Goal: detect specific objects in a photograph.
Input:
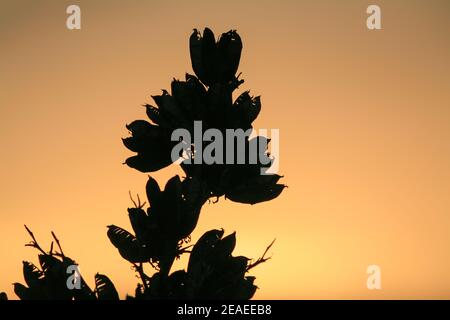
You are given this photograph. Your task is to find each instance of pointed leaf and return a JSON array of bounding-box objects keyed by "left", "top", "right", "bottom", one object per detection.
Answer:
[
  {"left": 23, "top": 261, "right": 42, "bottom": 288},
  {"left": 107, "top": 225, "right": 148, "bottom": 263},
  {"left": 146, "top": 176, "right": 161, "bottom": 205},
  {"left": 14, "top": 283, "right": 29, "bottom": 300},
  {"left": 95, "top": 273, "right": 119, "bottom": 300}
]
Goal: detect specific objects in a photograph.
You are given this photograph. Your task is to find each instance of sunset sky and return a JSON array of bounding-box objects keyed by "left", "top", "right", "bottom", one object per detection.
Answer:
[{"left": 1, "top": 0, "right": 450, "bottom": 299}]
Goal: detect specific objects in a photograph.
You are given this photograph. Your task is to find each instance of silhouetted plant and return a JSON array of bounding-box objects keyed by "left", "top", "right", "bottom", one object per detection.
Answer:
[
  {"left": 11, "top": 226, "right": 118, "bottom": 300},
  {"left": 4, "top": 28, "right": 285, "bottom": 300}
]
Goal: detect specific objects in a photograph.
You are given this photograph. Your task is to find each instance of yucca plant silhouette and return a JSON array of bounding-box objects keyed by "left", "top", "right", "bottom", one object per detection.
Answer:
[{"left": 3, "top": 28, "right": 285, "bottom": 300}]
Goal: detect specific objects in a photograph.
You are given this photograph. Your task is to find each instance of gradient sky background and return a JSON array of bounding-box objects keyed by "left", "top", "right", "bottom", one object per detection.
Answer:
[{"left": 1, "top": 0, "right": 450, "bottom": 299}]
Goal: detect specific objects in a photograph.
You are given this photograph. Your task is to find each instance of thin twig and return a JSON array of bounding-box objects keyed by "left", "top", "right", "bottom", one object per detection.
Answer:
[
  {"left": 129, "top": 191, "right": 137, "bottom": 207},
  {"left": 129, "top": 191, "right": 147, "bottom": 209},
  {"left": 133, "top": 263, "right": 149, "bottom": 290},
  {"left": 178, "top": 244, "right": 193, "bottom": 255},
  {"left": 149, "top": 260, "right": 159, "bottom": 271},
  {"left": 180, "top": 246, "right": 193, "bottom": 252},
  {"left": 24, "top": 225, "right": 47, "bottom": 255},
  {"left": 51, "top": 231, "right": 65, "bottom": 257},
  {"left": 246, "top": 239, "right": 276, "bottom": 272}
]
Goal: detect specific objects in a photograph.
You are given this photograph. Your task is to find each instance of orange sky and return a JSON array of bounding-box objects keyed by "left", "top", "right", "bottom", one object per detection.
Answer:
[{"left": 1, "top": 0, "right": 450, "bottom": 299}]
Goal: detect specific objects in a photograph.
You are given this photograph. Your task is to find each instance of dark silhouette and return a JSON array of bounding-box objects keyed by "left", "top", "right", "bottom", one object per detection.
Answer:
[{"left": 4, "top": 28, "right": 285, "bottom": 300}]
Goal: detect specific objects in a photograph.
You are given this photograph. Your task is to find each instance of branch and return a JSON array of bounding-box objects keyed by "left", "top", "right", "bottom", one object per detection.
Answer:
[
  {"left": 133, "top": 263, "right": 149, "bottom": 290},
  {"left": 246, "top": 239, "right": 275, "bottom": 272},
  {"left": 129, "top": 191, "right": 146, "bottom": 209},
  {"left": 51, "top": 231, "right": 65, "bottom": 258},
  {"left": 24, "top": 225, "right": 47, "bottom": 255}
]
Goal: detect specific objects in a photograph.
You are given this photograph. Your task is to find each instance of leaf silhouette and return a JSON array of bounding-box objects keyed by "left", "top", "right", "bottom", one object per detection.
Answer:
[
  {"left": 95, "top": 273, "right": 119, "bottom": 300},
  {"left": 13, "top": 283, "right": 29, "bottom": 300},
  {"left": 22, "top": 261, "right": 43, "bottom": 288},
  {"left": 107, "top": 225, "right": 149, "bottom": 263}
]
